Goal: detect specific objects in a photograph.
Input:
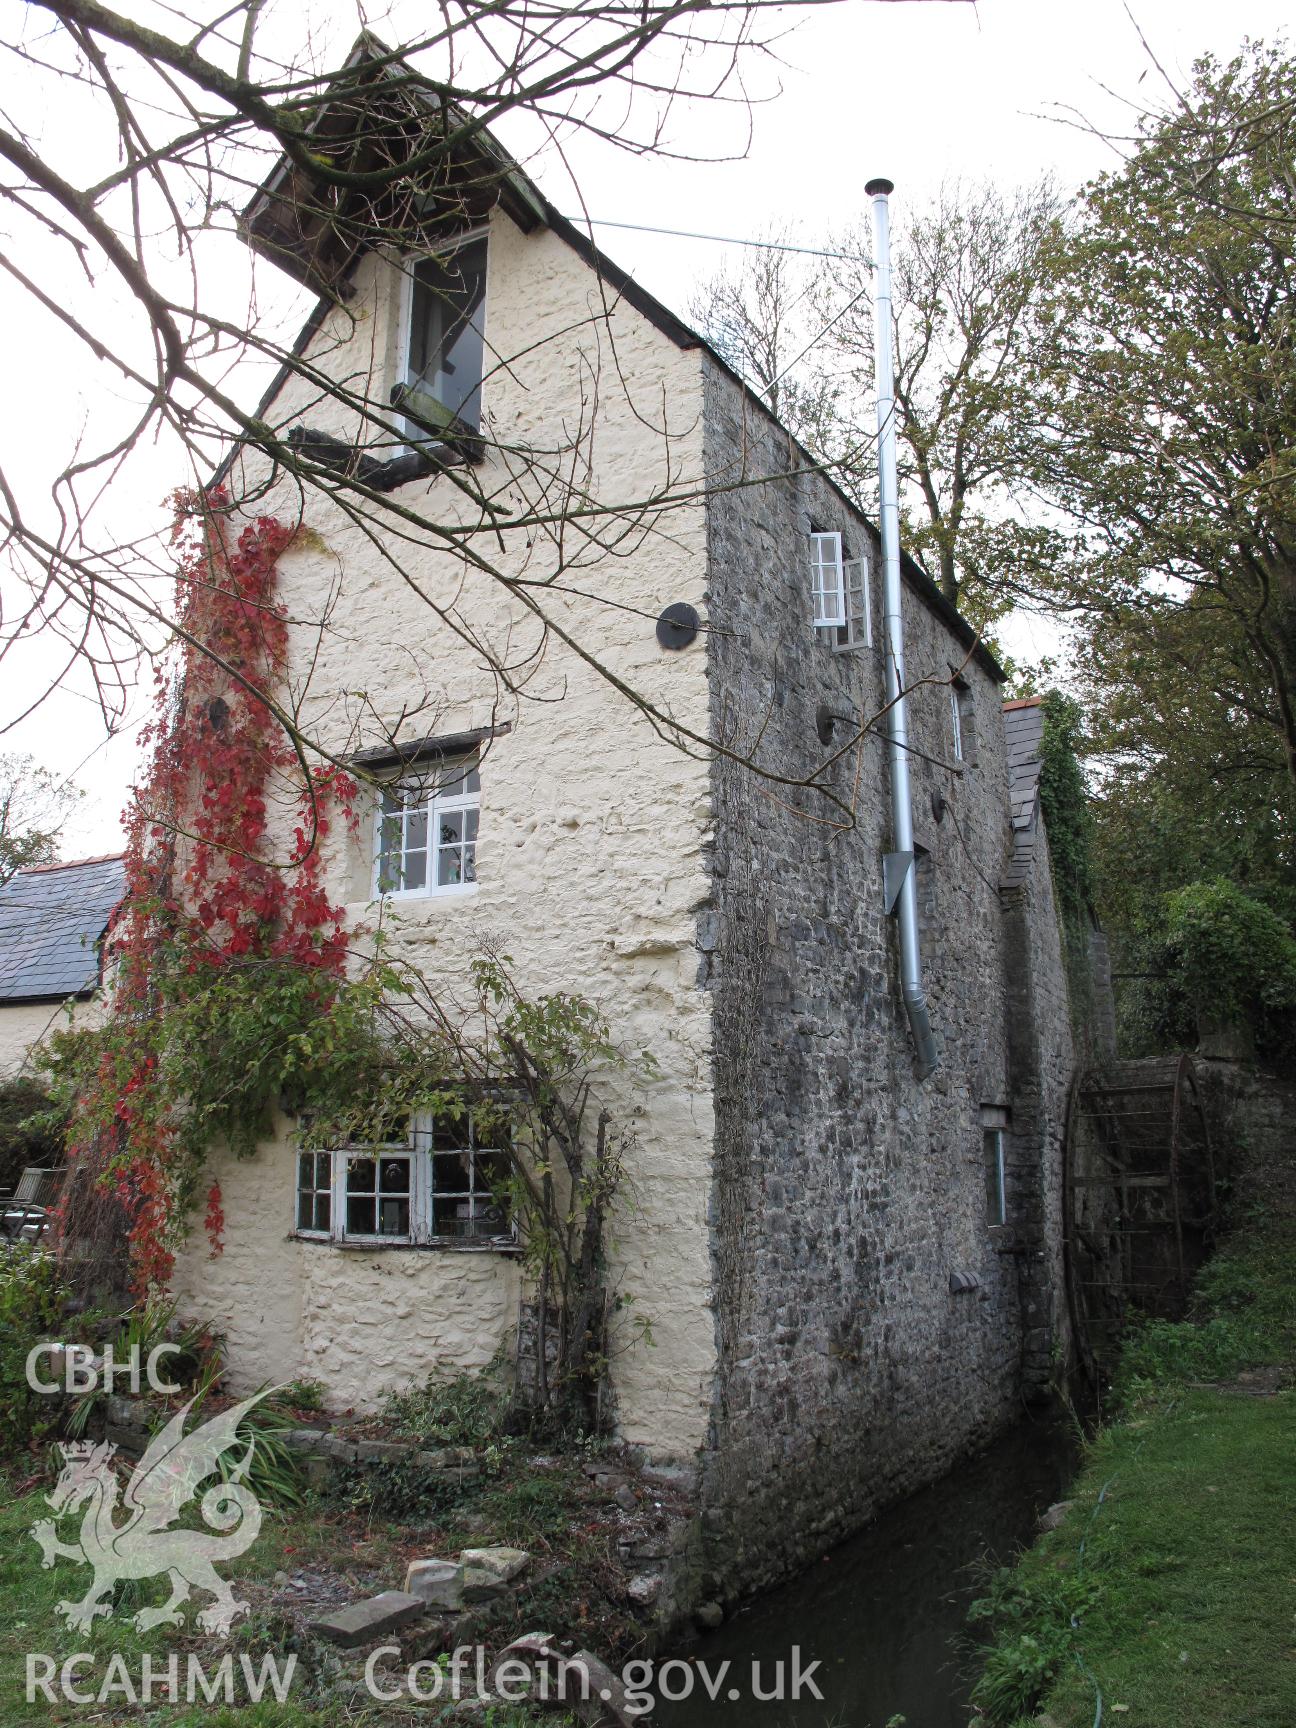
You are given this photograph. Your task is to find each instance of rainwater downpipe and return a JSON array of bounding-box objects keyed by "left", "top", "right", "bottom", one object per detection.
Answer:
[{"left": 867, "top": 177, "right": 939, "bottom": 1079}]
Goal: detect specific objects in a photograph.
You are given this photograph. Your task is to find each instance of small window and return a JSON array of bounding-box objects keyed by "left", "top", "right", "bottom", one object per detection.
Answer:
[
  {"left": 430, "top": 1109, "right": 511, "bottom": 1242},
  {"left": 981, "top": 1105, "right": 1009, "bottom": 1226},
  {"left": 295, "top": 1109, "right": 514, "bottom": 1249},
  {"left": 345, "top": 1151, "right": 412, "bottom": 1240},
  {"left": 400, "top": 235, "right": 487, "bottom": 438},
  {"left": 376, "top": 756, "right": 480, "bottom": 898},
  {"left": 950, "top": 678, "right": 975, "bottom": 765},
  {"left": 809, "top": 531, "right": 847, "bottom": 628},
  {"left": 831, "top": 558, "right": 872, "bottom": 649},
  {"left": 811, "top": 534, "right": 871, "bottom": 648},
  {"left": 296, "top": 1151, "right": 332, "bottom": 1237}
]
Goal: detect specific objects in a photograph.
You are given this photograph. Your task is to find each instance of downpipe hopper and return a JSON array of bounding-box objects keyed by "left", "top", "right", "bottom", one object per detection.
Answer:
[{"left": 869, "top": 175, "right": 939, "bottom": 1082}]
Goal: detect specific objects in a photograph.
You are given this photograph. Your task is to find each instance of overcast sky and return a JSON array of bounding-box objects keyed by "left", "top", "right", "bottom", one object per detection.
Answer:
[{"left": 6, "top": 0, "right": 1291, "bottom": 857}]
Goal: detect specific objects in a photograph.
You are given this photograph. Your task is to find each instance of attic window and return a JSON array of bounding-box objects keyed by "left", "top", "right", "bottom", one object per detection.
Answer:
[
  {"left": 810, "top": 531, "right": 871, "bottom": 649},
  {"left": 397, "top": 233, "right": 487, "bottom": 441}
]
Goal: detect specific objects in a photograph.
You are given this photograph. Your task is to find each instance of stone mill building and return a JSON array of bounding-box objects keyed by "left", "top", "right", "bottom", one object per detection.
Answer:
[{"left": 28, "top": 40, "right": 1083, "bottom": 1609}]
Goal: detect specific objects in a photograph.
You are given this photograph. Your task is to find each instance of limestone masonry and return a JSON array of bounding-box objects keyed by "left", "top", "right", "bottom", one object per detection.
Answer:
[{"left": 0, "top": 92, "right": 1085, "bottom": 1613}]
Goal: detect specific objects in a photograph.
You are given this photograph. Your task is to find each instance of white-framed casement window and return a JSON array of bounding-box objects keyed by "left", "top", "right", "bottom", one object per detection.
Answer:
[
  {"left": 981, "top": 1105, "right": 1009, "bottom": 1226},
  {"left": 950, "top": 679, "right": 974, "bottom": 764},
  {"left": 375, "top": 756, "right": 480, "bottom": 898},
  {"left": 396, "top": 231, "right": 488, "bottom": 441},
  {"left": 294, "top": 1109, "right": 514, "bottom": 1248},
  {"left": 810, "top": 531, "right": 872, "bottom": 648},
  {"left": 810, "top": 530, "right": 846, "bottom": 629}
]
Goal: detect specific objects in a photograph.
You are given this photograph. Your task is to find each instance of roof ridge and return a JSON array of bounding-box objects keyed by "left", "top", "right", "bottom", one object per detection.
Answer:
[
  {"left": 20, "top": 852, "right": 126, "bottom": 875},
  {"left": 1002, "top": 696, "right": 1043, "bottom": 712}
]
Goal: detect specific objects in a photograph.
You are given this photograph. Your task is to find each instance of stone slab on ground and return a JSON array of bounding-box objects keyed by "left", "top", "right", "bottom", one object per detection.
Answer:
[
  {"left": 404, "top": 1558, "right": 465, "bottom": 1609},
  {"left": 357, "top": 1439, "right": 414, "bottom": 1464},
  {"left": 460, "top": 1546, "right": 530, "bottom": 1583},
  {"left": 567, "top": 1650, "right": 639, "bottom": 1728},
  {"left": 310, "top": 1591, "right": 427, "bottom": 1648}
]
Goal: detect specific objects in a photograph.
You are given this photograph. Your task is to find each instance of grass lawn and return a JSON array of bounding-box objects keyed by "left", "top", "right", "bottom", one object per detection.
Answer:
[{"left": 970, "top": 1216, "right": 1296, "bottom": 1727}]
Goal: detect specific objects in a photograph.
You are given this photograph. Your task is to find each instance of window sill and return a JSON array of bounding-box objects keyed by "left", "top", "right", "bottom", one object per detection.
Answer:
[
  {"left": 291, "top": 1231, "right": 518, "bottom": 1256},
  {"left": 375, "top": 883, "right": 479, "bottom": 903}
]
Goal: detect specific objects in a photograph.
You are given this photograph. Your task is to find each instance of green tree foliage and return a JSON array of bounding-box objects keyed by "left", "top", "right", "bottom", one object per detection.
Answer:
[
  {"left": 825, "top": 179, "right": 1065, "bottom": 629},
  {"left": 689, "top": 180, "right": 1066, "bottom": 635},
  {"left": 1123, "top": 878, "right": 1296, "bottom": 1063},
  {"left": 0, "top": 754, "right": 80, "bottom": 884},
  {"left": 1032, "top": 42, "right": 1296, "bottom": 798},
  {"left": 1038, "top": 692, "right": 1095, "bottom": 935},
  {"left": 0, "top": 1079, "right": 64, "bottom": 1195}
]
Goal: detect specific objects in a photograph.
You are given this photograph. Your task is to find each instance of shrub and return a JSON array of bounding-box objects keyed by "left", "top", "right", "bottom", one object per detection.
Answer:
[
  {"left": 382, "top": 1364, "right": 512, "bottom": 1447},
  {"left": 0, "top": 1245, "right": 71, "bottom": 1449},
  {"left": 1123, "top": 877, "right": 1296, "bottom": 1060},
  {"left": 0, "top": 1079, "right": 63, "bottom": 1196}
]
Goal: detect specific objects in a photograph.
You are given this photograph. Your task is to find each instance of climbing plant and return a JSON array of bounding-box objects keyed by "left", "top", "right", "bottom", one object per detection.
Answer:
[
  {"left": 1037, "top": 690, "right": 1095, "bottom": 1009},
  {"left": 41, "top": 493, "right": 641, "bottom": 1427},
  {"left": 42, "top": 493, "right": 359, "bottom": 1293}
]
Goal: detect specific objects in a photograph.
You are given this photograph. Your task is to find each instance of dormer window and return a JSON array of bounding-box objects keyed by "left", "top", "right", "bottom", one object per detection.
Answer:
[{"left": 396, "top": 233, "right": 487, "bottom": 442}]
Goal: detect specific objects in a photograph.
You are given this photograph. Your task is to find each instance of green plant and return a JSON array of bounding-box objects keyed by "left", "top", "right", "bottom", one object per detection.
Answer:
[
  {"left": 176, "top": 1378, "right": 308, "bottom": 1510},
  {"left": 0, "top": 1080, "right": 64, "bottom": 1198},
  {"left": 382, "top": 1362, "right": 511, "bottom": 1447},
  {"left": 65, "top": 1298, "right": 217, "bottom": 1438},
  {"left": 283, "top": 1376, "right": 326, "bottom": 1413},
  {"left": 0, "top": 1245, "right": 71, "bottom": 1449},
  {"left": 1038, "top": 690, "right": 1096, "bottom": 1015},
  {"left": 1124, "top": 878, "right": 1296, "bottom": 1060},
  {"left": 968, "top": 1569, "right": 1098, "bottom": 1725}
]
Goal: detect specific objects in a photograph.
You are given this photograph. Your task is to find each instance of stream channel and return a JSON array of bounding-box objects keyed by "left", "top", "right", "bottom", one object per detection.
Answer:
[{"left": 656, "top": 1413, "right": 1078, "bottom": 1728}]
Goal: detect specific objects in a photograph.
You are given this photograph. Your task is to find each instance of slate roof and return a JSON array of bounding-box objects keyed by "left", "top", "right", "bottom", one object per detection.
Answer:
[
  {"left": 1002, "top": 697, "right": 1045, "bottom": 890},
  {"left": 0, "top": 855, "right": 126, "bottom": 1003}
]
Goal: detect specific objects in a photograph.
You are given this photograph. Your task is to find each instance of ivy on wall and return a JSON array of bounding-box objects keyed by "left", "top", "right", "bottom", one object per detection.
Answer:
[
  {"left": 1038, "top": 690, "right": 1096, "bottom": 1008},
  {"left": 44, "top": 494, "right": 357, "bottom": 1292},
  {"left": 40, "top": 494, "right": 641, "bottom": 1429}
]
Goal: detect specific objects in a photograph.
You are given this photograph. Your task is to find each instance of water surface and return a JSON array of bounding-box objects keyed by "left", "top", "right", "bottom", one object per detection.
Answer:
[{"left": 657, "top": 1415, "right": 1077, "bottom": 1728}]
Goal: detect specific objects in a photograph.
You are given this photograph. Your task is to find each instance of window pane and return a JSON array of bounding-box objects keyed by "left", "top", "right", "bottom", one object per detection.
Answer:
[
  {"left": 438, "top": 809, "right": 464, "bottom": 846},
  {"left": 298, "top": 1153, "right": 312, "bottom": 1189},
  {"left": 463, "top": 845, "right": 477, "bottom": 884},
  {"left": 347, "top": 1156, "right": 376, "bottom": 1195},
  {"left": 408, "top": 238, "right": 486, "bottom": 432},
  {"left": 465, "top": 809, "right": 479, "bottom": 842},
  {"left": 378, "top": 1196, "right": 410, "bottom": 1236},
  {"left": 406, "top": 809, "right": 428, "bottom": 851},
  {"left": 347, "top": 1195, "right": 376, "bottom": 1235},
  {"left": 402, "top": 849, "right": 427, "bottom": 891},
  {"left": 379, "top": 1157, "right": 410, "bottom": 1194},
  {"left": 438, "top": 846, "right": 464, "bottom": 886},
  {"left": 315, "top": 1152, "right": 331, "bottom": 1187},
  {"left": 297, "top": 1191, "right": 313, "bottom": 1230},
  {"left": 434, "top": 1150, "right": 472, "bottom": 1195},
  {"left": 984, "top": 1130, "right": 1005, "bottom": 1224},
  {"left": 313, "top": 1193, "right": 331, "bottom": 1232}
]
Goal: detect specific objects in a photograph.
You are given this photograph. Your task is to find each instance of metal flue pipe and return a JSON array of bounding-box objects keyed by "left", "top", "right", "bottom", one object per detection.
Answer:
[{"left": 867, "top": 177, "right": 938, "bottom": 1079}]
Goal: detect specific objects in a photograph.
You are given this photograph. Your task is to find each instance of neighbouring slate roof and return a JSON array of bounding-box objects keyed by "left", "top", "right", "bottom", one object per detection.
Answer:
[
  {"left": 1002, "top": 697, "right": 1045, "bottom": 890},
  {"left": 0, "top": 855, "right": 126, "bottom": 1003}
]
